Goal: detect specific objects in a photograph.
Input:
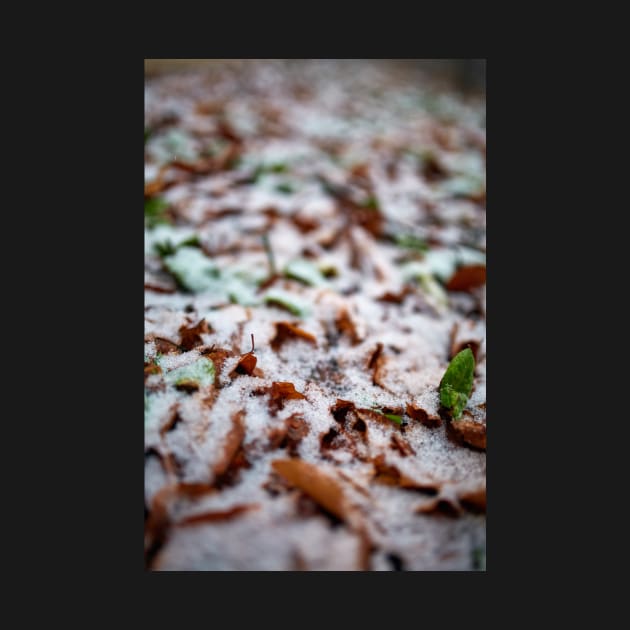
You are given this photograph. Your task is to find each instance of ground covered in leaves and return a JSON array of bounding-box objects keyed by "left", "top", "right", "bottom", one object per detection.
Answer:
[{"left": 144, "top": 60, "right": 486, "bottom": 571}]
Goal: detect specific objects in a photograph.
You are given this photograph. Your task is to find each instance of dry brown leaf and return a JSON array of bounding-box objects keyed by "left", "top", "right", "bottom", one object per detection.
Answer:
[
  {"left": 459, "top": 488, "right": 486, "bottom": 513},
  {"left": 178, "top": 319, "right": 211, "bottom": 351},
  {"left": 377, "top": 286, "right": 413, "bottom": 304},
  {"left": 267, "top": 414, "right": 309, "bottom": 455},
  {"left": 390, "top": 433, "right": 416, "bottom": 457},
  {"left": 372, "top": 455, "right": 439, "bottom": 493},
  {"left": 230, "top": 353, "right": 257, "bottom": 377},
  {"left": 272, "top": 459, "right": 351, "bottom": 523},
  {"left": 270, "top": 321, "right": 317, "bottom": 351},
  {"left": 177, "top": 504, "right": 258, "bottom": 526},
  {"left": 406, "top": 403, "right": 442, "bottom": 428},
  {"left": 153, "top": 337, "right": 180, "bottom": 355},
  {"left": 335, "top": 308, "right": 361, "bottom": 345},
  {"left": 268, "top": 381, "right": 306, "bottom": 412},
  {"left": 450, "top": 418, "right": 486, "bottom": 450},
  {"left": 446, "top": 265, "right": 486, "bottom": 292},
  {"left": 416, "top": 497, "right": 462, "bottom": 517},
  {"left": 213, "top": 410, "right": 246, "bottom": 479}
]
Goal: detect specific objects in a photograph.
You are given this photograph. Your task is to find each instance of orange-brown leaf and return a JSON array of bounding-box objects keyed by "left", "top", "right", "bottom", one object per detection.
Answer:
[
  {"left": 268, "top": 381, "right": 306, "bottom": 412},
  {"left": 178, "top": 319, "right": 211, "bottom": 351},
  {"left": 459, "top": 488, "right": 486, "bottom": 513},
  {"left": 270, "top": 321, "right": 317, "bottom": 351},
  {"left": 213, "top": 410, "right": 246, "bottom": 479},
  {"left": 451, "top": 418, "right": 486, "bottom": 450},
  {"left": 230, "top": 352, "right": 257, "bottom": 377},
  {"left": 446, "top": 265, "right": 486, "bottom": 292},
  {"left": 177, "top": 504, "right": 258, "bottom": 526},
  {"left": 335, "top": 308, "right": 361, "bottom": 345},
  {"left": 272, "top": 459, "right": 348, "bottom": 522},
  {"left": 406, "top": 403, "right": 442, "bottom": 428}
]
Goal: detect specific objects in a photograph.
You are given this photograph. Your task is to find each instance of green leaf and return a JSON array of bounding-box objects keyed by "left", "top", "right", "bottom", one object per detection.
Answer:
[
  {"left": 439, "top": 348, "right": 475, "bottom": 419},
  {"left": 362, "top": 196, "right": 379, "bottom": 210},
  {"left": 264, "top": 289, "right": 311, "bottom": 317},
  {"left": 383, "top": 413, "right": 403, "bottom": 425},
  {"left": 145, "top": 128, "right": 152, "bottom": 144},
  {"left": 144, "top": 197, "right": 171, "bottom": 228},
  {"left": 284, "top": 259, "right": 327, "bottom": 287},
  {"left": 275, "top": 182, "right": 294, "bottom": 194},
  {"left": 164, "top": 357, "right": 215, "bottom": 389},
  {"left": 395, "top": 233, "right": 428, "bottom": 252},
  {"left": 163, "top": 247, "right": 220, "bottom": 292}
]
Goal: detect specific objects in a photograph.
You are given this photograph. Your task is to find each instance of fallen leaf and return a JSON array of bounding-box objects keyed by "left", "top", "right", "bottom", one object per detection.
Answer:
[
  {"left": 390, "top": 433, "right": 416, "bottom": 456},
  {"left": 270, "top": 321, "right": 317, "bottom": 350},
  {"left": 272, "top": 459, "right": 354, "bottom": 524},
  {"left": 446, "top": 265, "right": 486, "bottom": 292},
  {"left": 450, "top": 418, "right": 486, "bottom": 450},
  {"left": 268, "top": 381, "right": 306, "bottom": 412},
  {"left": 416, "top": 497, "right": 462, "bottom": 517},
  {"left": 335, "top": 308, "right": 361, "bottom": 345},
  {"left": 459, "top": 488, "right": 486, "bottom": 513},
  {"left": 177, "top": 504, "right": 258, "bottom": 526},
  {"left": 406, "top": 403, "right": 442, "bottom": 428},
  {"left": 213, "top": 410, "right": 246, "bottom": 479},
  {"left": 178, "top": 319, "right": 211, "bottom": 351}
]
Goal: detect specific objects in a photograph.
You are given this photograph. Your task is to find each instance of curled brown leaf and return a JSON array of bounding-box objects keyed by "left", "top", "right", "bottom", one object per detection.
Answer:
[{"left": 271, "top": 322, "right": 317, "bottom": 351}]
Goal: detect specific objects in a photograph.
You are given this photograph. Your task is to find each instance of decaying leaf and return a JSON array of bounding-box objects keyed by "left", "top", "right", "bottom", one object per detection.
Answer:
[
  {"left": 270, "top": 321, "right": 317, "bottom": 351},
  {"left": 372, "top": 455, "right": 439, "bottom": 493},
  {"left": 459, "top": 487, "right": 486, "bottom": 513},
  {"left": 267, "top": 414, "right": 309, "bottom": 455},
  {"left": 267, "top": 381, "right": 306, "bottom": 412},
  {"left": 390, "top": 433, "right": 416, "bottom": 457},
  {"left": 213, "top": 410, "right": 246, "bottom": 479},
  {"left": 178, "top": 319, "right": 211, "bottom": 351},
  {"left": 446, "top": 264, "right": 486, "bottom": 292},
  {"left": 450, "top": 417, "right": 486, "bottom": 450},
  {"left": 177, "top": 504, "right": 258, "bottom": 526},
  {"left": 335, "top": 308, "right": 361, "bottom": 345},
  {"left": 153, "top": 337, "right": 181, "bottom": 355},
  {"left": 230, "top": 334, "right": 258, "bottom": 377},
  {"left": 406, "top": 403, "right": 442, "bottom": 428},
  {"left": 416, "top": 497, "right": 462, "bottom": 517},
  {"left": 272, "top": 459, "right": 358, "bottom": 527}
]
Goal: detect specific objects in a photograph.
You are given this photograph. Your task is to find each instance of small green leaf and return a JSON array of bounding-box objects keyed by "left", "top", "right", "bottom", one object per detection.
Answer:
[
  {"left": 439, "top": 348, "right": 475, "bottom": 419},
  {"left": 264, "top": 289, "right": 310, "bottom": 317},
  {"left": 145, "top": 128, "right": 152, "bottom": 144},
  {"left": 164, "top": 357, "right": 215, "bottom": 389},
  {"left": 362, "top": 196, "right": 379, "bottom": 210},
  {"left": 383, "top": 413, "right": 403, "bottom": 425},
  {"left": 284, "top": 259, "right": 327, "bottom": 287},
  {"left": 144, "top": 197, "right": 171, "bottom": 228},
  {"left": 275, "top": 182, "right": 294, "bottom": 194},
  {"left": 395, "top": 233, "right": 428, "bottom": 252}
]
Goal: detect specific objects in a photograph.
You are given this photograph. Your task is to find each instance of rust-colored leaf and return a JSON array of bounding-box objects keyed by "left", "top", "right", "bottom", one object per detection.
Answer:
[
  {"left": 378, "top": 286, "right": 413, "bottom": 304},
  {"left": 372, "top": 455, "right": 439, "bottom": 493},
  {"left": 268, "top": 381, "right": 306, "bottom": 412},
  {"left": 199, "top": 347, "right": 233, "bottom": 386},
  {"left": 416, "top": 497, "right": 462, "bottom": 517},
  {"left": 272, "top": 459, "right": 349, "bottom": 523},
  {"left": 450, "top": 418, "right": 486, "bottom": 450},
  {"left": 355, "top": 407, "right": 400, "bottom": 429},
  {"left": 144, "top": 363, "right": 162, "bottom": 379},
  {"left": 153, "top": 337, "right": 180, "bottom": 355},
  {"left": 390, "top": 433, "right": 416, "bottom": 457},
  {"left": 459, "top": 488, "right": 486, "bottom": 513},
  {"left": 406, "top": 403, "right": 442, "bottom": 428},
  {"left": 178, "top": 319, "right": 211, "bottom": 351},
  {"left": 213, "top": 410, "right": 246, "bottom": 479},
  {"left": 267, "top": 414, "right": 309, "bottom": 455},
  {"left": 230, "top": 352, "right": 257, "bottom": 377},
  {"left": 330, "top": 399, "right": 356, "bottom": 424},
  {"left": 270, "top": 321, "right": 317, "bottom": 351},
  {"left": 177, "top": 504, "right": 258, "bottom": 526},
  {"left": 446, "top": 265, "right": 486, "bottom": 292},
  {"left": 335, "top": 308, "right": 361, "bottom": 345}
]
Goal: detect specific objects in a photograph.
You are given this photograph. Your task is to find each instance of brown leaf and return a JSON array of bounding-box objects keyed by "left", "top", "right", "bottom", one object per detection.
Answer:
[
  {"left": 416, "top": 497, "right": 462, "bottom": 517},
  {"left": 450, "top": 418, "right": 486, "bottom": 450},
  {"left": 199, "top": 347, "right": 233, "bottom": 386},
  {"left": 268, "top": 381, "right": 306, "bottom": 412},
  {"left": 213, "top": 410, "right": 246, "bottom": 479},
  {"left": 390, "top": 433, "right": 416, "bottom": 457},
  {"left": 178, "top": 319, "right": 211, "bottom": 351},
  {"left": 330, "top": 399, "right": 356, "bottom": 424},
  {"left": 335, "top": 308, "right": 361, "bottom": 345},
  {"left": 177, "top": 504, "right": 258, "bottom": 526},
  {"left": 446, "top": 265, "right": 486, "bottom": 292},
  {"left": 272, "top": 459, "right": 351, "bottom": 523},
  {"left": 267, "top": 414, "right": 309, "bottom": 455},
  {"left": 372, "top": 455, "right": 439, "bottom": 493},
  {"left": 355, "top": 407, "right": 400, "bottom": 429},
  {"left": 153, "top": 337, "right": 180, "bottom": 355},
  {"left": 406, "top": 403, "right": 442, "bottom": 428},
  {"left": 230, "top": 352, "right": 257, "bottom": 377},
  {"left": 270, "top": 321, "right": 317, "bottom": 351},
  {"left": 144, "top": 363, "right": 162, "bottom": 379},
  {"left": 377, "top": 286, "right": 413, "bottom": 304},
  {"left": 459, "top": 488, "right": 486, "bottom": 513}
]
